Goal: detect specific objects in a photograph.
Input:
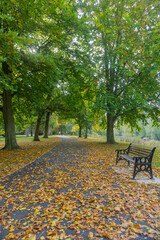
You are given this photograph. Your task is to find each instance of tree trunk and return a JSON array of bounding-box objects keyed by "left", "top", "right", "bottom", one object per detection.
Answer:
[
  {"left": 33, "top": 112, "right": 44, "bottom": 141},
  {"left": 79, "top": 125, "right": 82, "bottom": 137},
  {"left": 43, "top": 112, "right": 50, "bottom": 138},
  {"left": 26, "top": 128, "right": 29, "bottom": 137},
  {"left": 30, "top": 127, "right": 33, "bottom": 136},
  {"left": 2, "top": 89, "right": 20, "bottom": 150},
  {"left": 60, "top": 125, "right": 63, "bottom": 135},
  {"left": 85, "top": 125, "right": 88, "bottom": 139},
  {"left": 106, "top": 114, "right": 115, "bottom": 144}
]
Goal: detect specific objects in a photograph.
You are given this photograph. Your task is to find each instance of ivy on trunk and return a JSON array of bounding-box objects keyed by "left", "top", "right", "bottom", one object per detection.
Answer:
[
  {"left": 2, "top": 62, "right": 20, "bottom": 150},
  {"left": 2, "top": 89, "right": 20, "bottom": 150}
]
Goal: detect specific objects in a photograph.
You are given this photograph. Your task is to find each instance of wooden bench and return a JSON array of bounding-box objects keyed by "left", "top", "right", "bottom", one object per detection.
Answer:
[{"left": 115, "top": 143, "right": 156, "bottom": 179}]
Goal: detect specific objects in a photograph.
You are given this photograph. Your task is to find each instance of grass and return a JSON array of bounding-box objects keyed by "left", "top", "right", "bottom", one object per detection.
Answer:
[
  {"left": 0, "top": 135, "right": 159, "bottom": 178},
  {"left": 0, "top": 135, "right": 57, "bottom": 146},
  {"left": 0, "top": 136, "right": 33, "bottom": 144}
]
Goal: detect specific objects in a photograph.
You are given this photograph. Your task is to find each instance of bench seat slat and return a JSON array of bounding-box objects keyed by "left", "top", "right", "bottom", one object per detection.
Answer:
[{"left": 119, "top": 154, "right": 135, "bottom": 163}]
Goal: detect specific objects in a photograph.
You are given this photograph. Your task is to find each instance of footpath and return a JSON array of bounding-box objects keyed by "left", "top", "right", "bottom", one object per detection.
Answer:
[{"left": 0, "top": 136, "right": 159, "bottom": 240}]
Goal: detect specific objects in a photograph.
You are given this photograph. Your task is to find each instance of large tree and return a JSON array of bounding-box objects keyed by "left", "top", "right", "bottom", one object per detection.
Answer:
[
  {"left": 0, "top": 0, "right": 80, "bottom": 149},
  {"left": 80, "top": 0, "right": 160, "bottom": 143},
  {"left": 0, "top": 0, "right": 50, "bottom": 149}
]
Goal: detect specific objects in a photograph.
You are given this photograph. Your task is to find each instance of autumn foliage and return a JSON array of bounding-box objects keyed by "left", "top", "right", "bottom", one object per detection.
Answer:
[
  {"left": 0, "top": 136, "right": 60, "bottom": 178},
  {"left": 0, "top": 137, "right": 159, "bottom": 240}
]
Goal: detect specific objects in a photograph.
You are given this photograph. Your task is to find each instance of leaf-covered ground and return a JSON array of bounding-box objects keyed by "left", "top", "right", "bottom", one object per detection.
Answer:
[
  {"left": 0, "top": 136, "right": 61, "bottom": 178},
  {"left": 0, "top": 136, "right": 159, "bottom": 240}
]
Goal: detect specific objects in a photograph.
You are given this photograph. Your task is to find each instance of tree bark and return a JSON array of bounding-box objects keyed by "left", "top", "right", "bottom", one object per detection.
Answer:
[
  {"left": 30, "top": 127, "right": 33, "bottom": 136},
  {"left": 43, "top": 112, "right": 50, "bottom": 138},
  {"left": 79, "top": 125, "right": 82, "bottom": 137},
  {"left": 106, "top": 114, "right": 115, "bottom": 144},
  {"left": 85, "top": 125, "right": 88, "bottom": 139},
  {"left": 26, "top": 128, "right": 29, "bottom": 137},
  {"left": 2, "top": 89, "right": 20, "bottom": 150},
  {"left": 33, "top": 112, "right": 44, "bottom": 141}
]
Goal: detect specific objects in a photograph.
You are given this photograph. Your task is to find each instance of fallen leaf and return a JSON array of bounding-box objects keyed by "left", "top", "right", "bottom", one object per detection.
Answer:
[{"left": 88, "top": 232, "right": 93, "bottom": 238}]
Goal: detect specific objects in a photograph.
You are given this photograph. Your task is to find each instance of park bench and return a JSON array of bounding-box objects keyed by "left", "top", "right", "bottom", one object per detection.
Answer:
[{"left": 115, "top": 143, "right": 156, "bottom": 179}]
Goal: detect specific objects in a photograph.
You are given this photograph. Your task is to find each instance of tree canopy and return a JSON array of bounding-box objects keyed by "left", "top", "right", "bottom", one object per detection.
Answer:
[{"left": 0, "top": 0, "right": 159, "bottom": 148}]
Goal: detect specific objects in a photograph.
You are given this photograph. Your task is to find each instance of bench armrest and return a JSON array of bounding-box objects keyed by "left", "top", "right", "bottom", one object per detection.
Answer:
[
  {"left": 115, "top": 148, "right": 128, "bottom": 153},
  {"left": 132, "top": 156, "right": 152, "bottom": 164},
  {"left": 115, "top": 148, "right": 128, "bottom": 154},
  {"left": 116, "top": 143, "right": 132, "bottom": 155}
]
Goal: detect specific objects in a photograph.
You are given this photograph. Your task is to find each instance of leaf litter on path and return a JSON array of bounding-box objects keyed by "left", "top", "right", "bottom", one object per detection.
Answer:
[{"left": 0, "top": 137, "right": 159, "bottom": 240}]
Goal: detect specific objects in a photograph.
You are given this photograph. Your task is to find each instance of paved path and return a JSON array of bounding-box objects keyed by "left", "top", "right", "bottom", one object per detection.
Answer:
[
  {"left": 0, "top": 137, "right": 158, "bottom": 240},
  {"left": 0, "top": 137, "right": 93, "bottom": 240}
]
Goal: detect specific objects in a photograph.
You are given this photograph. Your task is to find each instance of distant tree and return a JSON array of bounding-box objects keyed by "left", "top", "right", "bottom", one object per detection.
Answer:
[{"left": 43, "top": 112, "right": 51, "bottom": 138}]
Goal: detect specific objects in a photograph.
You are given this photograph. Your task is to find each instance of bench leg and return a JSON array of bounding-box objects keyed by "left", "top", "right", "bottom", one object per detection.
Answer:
[
  {"left": 149, "top": 165, "right": 153, "bottom": 179},
  {"left": 116, "top": 155, "right": 129, "bottom": 165},
  {"left": 133, "top": 163, "right": 139, "bottom": 180},
  {"left": 133, "top": 166, "right": 136, "bottom": 180},
  {"left": 133, "top": 164, "right": 153, "bottom": 180},
  {"left": 116, "top": 154, "right": 120, "bottom": 165}
]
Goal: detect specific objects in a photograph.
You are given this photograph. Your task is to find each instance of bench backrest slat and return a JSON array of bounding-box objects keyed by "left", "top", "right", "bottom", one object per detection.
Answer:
[{"left": 128, "top": 145, "right": 153, "bottom": 157}]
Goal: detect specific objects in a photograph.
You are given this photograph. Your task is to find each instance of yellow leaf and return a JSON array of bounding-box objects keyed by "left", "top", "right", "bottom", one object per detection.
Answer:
[
  {"left": 6, "top": 233, "right": 14, "bottom": 239},
  {"left": 40, "top": 237, "right": 45, "bottom": 240},
  {"left": 51, "top": 219, "right": 59, "bottom": 226},
  {"left": 88, "top": 232, "right": 93, "bottom": 238},
  {"left": 28, "top": 234, "right": 36, "bottom": 240},
  {"left": 59, "top": 233, "right": 66, "bottom": 239},
  {"left": 35, "top": 209, "right": 40, "bottom": 213}
]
